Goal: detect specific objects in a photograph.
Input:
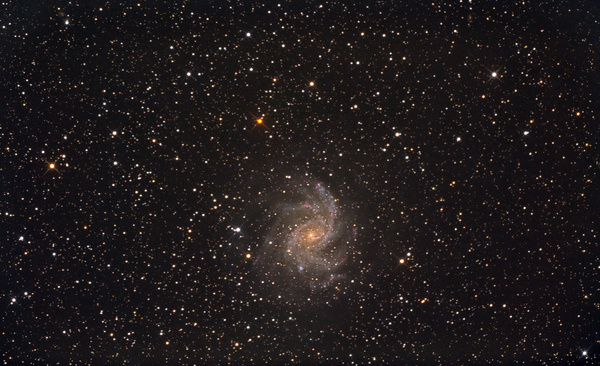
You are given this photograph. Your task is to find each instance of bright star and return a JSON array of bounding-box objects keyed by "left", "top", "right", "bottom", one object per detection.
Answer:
[{"left": 43, "top": 159, "right": 62, "bottom": 176}]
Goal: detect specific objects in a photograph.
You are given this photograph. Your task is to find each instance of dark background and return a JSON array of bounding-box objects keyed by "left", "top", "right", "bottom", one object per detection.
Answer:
[{"left": 2, "top": 0, "right": 599, "bottom": 364}]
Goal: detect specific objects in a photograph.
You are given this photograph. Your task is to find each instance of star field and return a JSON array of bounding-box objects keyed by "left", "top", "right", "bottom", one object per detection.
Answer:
[{"left": 2, "top": 1, "right": 599, "bottom": 365}]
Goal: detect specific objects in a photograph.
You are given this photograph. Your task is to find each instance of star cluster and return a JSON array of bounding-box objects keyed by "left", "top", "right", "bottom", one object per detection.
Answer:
[{"left": 2, "top": 1, "right": 599, "bottom": 364}]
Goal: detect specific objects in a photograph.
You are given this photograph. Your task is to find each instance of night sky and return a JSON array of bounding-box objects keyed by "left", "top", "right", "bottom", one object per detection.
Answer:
[{"left": 2, "top": 1, "right": 599, "bottom": 364}]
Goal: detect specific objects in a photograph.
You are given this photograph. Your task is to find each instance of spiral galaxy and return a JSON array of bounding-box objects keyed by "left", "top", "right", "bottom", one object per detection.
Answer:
[{"left": 254, "top": 181, "right": 352, "bottom": 298}]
